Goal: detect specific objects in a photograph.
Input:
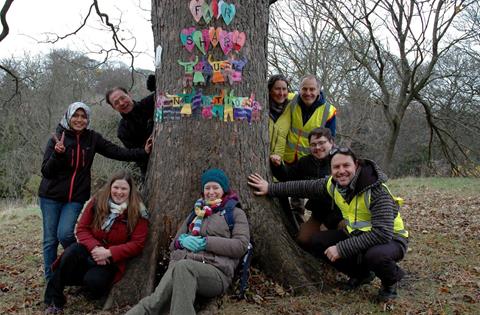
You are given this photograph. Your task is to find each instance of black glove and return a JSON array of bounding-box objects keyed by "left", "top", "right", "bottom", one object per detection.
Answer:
[{"left": 146, "top": 74, "right": 156, "bottom": 92}]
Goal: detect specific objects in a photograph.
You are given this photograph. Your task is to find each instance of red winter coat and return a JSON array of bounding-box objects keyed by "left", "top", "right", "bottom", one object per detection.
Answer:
[{"left": 75, "top": 199, "right": 149, "bottom": 283}]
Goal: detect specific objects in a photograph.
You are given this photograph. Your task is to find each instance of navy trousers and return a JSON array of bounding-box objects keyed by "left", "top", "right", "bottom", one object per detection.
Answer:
[
  {"left": 311, "top": 230, "right": 406, "bottom": 286},
  {"left": 44, "top": 243, "right": 117, "bottom": 307}
]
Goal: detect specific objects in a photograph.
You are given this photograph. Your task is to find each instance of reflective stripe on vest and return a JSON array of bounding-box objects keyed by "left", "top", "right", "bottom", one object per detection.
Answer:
[
  {"left": 286, "top": 141, "right": 311, "bottom": 154},
  {"left": 326, "top": 177, "right": 408, "bottom": 238},
  {"left": 290, "top": 126, "right": 309, "bottom": 138},
  {"left": 346, "top": 219, "right": 371, "bottom": 229},
  {"left": 283, "top": 96, "right": 334, "bottom": 163}
]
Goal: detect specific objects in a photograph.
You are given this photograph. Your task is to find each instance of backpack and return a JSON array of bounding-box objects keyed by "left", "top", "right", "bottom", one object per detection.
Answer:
[{"left": 186, "top": 199, "right": 253, "bottom": 299}]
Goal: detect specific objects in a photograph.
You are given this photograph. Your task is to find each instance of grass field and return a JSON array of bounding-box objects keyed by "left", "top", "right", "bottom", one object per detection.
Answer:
[{"left": 1, "top": 177, "right": 479, "bottom": 314}]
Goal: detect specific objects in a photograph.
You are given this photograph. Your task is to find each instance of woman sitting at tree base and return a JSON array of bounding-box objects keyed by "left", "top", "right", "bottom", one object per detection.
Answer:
[
  {"left": 44, "top": 171, "right": 149, "bottom": 314},
  {"left": 126, "top": 168, "right": 250, "bottom": 315}
]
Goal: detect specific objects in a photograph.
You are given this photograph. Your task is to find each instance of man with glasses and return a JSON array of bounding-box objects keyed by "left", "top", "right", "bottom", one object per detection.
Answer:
[
  {"left": 248, "top": 147, "right": 408, "bottom": 302},
  {"left": 271, "top": 127, "right": 343, "bottom": 249},
  {"left": 277, "top": 74, "right": 337, "bottom": 217}
]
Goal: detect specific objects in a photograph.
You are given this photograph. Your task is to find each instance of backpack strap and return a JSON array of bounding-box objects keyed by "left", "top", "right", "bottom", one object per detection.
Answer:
[
  {"left": 364, "top": 188, "right": 372, "bottom": 210},
  {"left": 221, "top": 199, "right": 241, "bottom": 232},
  {"left": 237, "top": 241, "right": 254, "bottom": 298},
  {"left": 364, "top": 184, "right": 403, "bottom": 211},
  {"left": 382, "top": 183, "right": 404, "bottom": 206}
]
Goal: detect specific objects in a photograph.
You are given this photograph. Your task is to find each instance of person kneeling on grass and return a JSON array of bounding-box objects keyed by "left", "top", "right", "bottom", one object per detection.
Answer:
[
  {"left": 126, "top": 168, "right": 250, "bottom": 315},
  {"left": 248, "top": 147, "right": 408, "bottom": 302},
  {"left": 44, "top": 171, "right": 149, "bottom": 314}
]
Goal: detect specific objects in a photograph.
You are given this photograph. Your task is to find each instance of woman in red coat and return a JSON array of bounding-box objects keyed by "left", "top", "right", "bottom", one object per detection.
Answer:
[{"left": 44, "top": 171, "right": 149, "bottom": 314}]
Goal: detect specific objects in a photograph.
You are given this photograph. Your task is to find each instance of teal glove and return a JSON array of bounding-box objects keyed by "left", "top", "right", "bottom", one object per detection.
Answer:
[
  {"left": 181, "top": 235, "right": 207, "bottom": 253},
  {"left": 178, "top": 233, "right": 188, "bottom": 243}
]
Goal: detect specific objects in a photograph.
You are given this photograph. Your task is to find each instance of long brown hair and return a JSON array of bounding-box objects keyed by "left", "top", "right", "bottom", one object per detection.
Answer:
[{"left": 91, "top": 170, "right": 143, "bottom": 234}]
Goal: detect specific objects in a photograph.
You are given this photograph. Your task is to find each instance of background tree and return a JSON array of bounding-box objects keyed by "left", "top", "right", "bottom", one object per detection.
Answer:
[
  {"left": 316, "top": 0, "right": 477, "bottom": 170},
  {"left": 0, "top": 50, "right": 152, "bottom": 199},
  {"left": 269, "top": 0, "right": 478, "bottom": 173},
  {"left": 416, "top": 47, "right": 480, "bottom": 175}
]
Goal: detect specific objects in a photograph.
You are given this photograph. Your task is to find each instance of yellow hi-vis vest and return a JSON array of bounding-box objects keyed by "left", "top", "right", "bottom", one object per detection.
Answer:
[
  {"left": 326, "top": 177, "right": 408, "bottom": 238},
  {"left": 283, "top": 95, "right": 336, "bottom": 163}
]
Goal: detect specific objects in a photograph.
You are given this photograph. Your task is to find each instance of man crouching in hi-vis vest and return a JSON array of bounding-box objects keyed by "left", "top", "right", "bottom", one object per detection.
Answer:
[{"left": 248, "top": 147, "right": 408, "bottom": 302}]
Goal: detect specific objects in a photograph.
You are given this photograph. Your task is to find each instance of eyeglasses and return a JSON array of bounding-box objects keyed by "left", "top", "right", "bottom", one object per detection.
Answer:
[{"left": 329, "top": 147, "right": 353, "bottom": 156}]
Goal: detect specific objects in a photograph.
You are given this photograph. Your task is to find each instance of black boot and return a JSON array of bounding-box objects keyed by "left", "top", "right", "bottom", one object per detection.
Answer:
[
  {"left": 342, "top": 271, "right": 375, "bottom": 291},
  {"left": 377, "top": 283, "right": 398, "bottom": 302}
]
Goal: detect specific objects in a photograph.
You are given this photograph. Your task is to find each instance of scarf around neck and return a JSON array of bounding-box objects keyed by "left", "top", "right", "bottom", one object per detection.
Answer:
[
  {"left": 101, "top": 199, "right": 128, "bottom": 232},
  {"left": 269, "top": 99, "right": 288, "bottom": 122}
]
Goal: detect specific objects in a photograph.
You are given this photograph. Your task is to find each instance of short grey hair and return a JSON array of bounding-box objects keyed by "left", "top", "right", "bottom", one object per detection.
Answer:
[{"left": 299, "top": 74, "right": 321, "bottom": 90}]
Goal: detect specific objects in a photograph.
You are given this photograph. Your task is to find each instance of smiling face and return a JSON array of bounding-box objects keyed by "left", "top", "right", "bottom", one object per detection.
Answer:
[
  {"left": 203, "top": 181, "right": 224, "bottom": 202},
  {"left": 110, "top": 179, "right": 131, "bottom": 204},
  {"left": 309, "top": 135, "right": 334, "bottom": 160},
  {"left": 108, "top": 89, "right": 134, "bottom": 114},
  {"left": 69, "top": 109, "right": 88, "bottom": 132},
  {"left": 299, "top": 77, "right": 320, "bottom": 106},
  {"left": 331, "top": 153, "right": 358, "bottom": 187},
  {"left": 269, "top": 79, "right": 289, "bottom": 105}
]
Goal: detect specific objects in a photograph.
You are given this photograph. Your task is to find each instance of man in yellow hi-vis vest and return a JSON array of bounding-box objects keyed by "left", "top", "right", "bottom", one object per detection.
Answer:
[
  {"left": 248, "top": 147, "right": 408, "bottom": 302},
  {"left": 282, "top": 74, "right": 337, "bottom": 164}
]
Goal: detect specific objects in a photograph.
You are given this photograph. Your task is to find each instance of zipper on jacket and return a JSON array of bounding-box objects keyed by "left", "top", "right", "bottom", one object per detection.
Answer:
[
  {"left": 68, "top": 134, "right": 81, "bottom": 202},
  {"left": 82, "top": 149, "right": 85, "bottom": 167}
]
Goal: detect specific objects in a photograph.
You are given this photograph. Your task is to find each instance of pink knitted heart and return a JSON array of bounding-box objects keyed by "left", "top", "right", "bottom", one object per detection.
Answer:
[
  {"left": 189, "top": 0, "right": 205, "bottom": 23},
  {"left": 219, "top": 30, "right": 233, "bottom": 55}
]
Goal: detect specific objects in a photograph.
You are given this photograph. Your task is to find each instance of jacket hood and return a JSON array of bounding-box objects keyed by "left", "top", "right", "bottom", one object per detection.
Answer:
[
  {"left": 60, "top": 101, "right": 91, "bottom": 131},
  {"left": 348, "top": 159, "right": 388, "bottom": 196}
]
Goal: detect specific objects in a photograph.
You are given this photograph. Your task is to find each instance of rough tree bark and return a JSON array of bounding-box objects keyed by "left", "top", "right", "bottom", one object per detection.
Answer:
[{"left": 105, "top": 0, "right": 325, "bottom": 308}]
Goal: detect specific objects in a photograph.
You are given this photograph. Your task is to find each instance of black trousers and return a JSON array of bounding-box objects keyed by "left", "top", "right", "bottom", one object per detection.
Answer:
[
  {"left": 44, "top": 243, "right": 117, "bottom": 307},
  {"left": 311, "top": 230, "right": 406, "bottom": 286}
]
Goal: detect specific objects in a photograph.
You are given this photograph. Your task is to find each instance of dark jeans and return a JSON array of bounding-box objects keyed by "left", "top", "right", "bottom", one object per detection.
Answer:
[
  {"left": 311, "top": 230, "right": 406, "bottom": 286},
  {"left": 44, "top": 243, "right": 117, "bottom": 307}
]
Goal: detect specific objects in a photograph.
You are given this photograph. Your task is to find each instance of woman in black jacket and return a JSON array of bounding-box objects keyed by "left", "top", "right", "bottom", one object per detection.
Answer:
[{"left": 38, "top": 102, "right": 152, "bottom": 280}]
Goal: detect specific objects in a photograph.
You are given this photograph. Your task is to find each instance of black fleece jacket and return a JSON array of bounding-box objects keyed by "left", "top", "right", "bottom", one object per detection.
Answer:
[
  {"left": 117, "top": 94, "right": 155, "bottom": 149},
  {"left": 271, "top": 155, "right": 342, "bottom": 228},
  {"left": 39, "top": 125, "right": 147, "bottom": 203}
]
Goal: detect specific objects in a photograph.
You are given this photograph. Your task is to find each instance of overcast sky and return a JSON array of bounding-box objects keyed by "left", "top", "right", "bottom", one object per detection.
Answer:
[{"left": 1, "top": 0, "right": 155, "bottom": 70}]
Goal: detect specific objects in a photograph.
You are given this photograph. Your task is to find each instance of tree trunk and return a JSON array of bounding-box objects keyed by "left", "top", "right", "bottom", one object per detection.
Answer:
[{"left": 106, "top": 0, "right": 325, "bottom": 307}]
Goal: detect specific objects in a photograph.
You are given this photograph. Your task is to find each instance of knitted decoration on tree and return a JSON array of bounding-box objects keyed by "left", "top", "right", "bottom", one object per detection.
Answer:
[{"left": 189, "top": 198, "right": 222, "bottom": 236}]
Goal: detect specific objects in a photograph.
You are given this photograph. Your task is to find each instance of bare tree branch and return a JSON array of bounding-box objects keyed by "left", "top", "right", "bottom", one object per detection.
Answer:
[
  {"left": 41, "top": 4, "right": 95, "bottom": 44},
  {"left": 0, "top": 0, "right": 19, "bottom": 99},
  {"left": 0, "top": 63, "right": 19, "bottom": 102},
  {"left": 0, "top": 0, "right": 13, "bottom": 42},
  {"left": 35, "top": 1, "right": 139, "bottom": 89}
]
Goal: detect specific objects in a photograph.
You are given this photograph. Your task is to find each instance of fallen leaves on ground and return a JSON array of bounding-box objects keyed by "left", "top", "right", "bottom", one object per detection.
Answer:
[{"left": 1, "top": 179, "right": 480, "bottom": 314}]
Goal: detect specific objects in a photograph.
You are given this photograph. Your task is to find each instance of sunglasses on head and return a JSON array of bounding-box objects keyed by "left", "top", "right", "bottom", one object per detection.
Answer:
[{"left": 329, "top": 147, "right": 354, "bottom": 157}]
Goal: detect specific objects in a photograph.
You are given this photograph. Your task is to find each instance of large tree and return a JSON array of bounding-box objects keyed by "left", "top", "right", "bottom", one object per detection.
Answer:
[{"left": 105, "top": 0, "right": 325, "bottom": 309}]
